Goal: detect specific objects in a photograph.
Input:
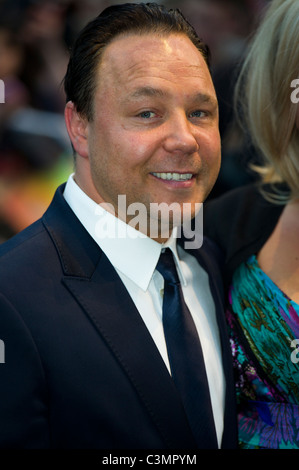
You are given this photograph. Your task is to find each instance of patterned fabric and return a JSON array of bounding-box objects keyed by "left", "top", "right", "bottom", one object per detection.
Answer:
[{"left": 228, "top": 254, "right": 299, "bottom": 449}]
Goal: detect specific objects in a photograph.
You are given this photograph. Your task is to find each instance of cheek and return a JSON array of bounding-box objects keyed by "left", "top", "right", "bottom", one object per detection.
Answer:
[
  {"left": 201, "top": 130, "right": 221, "bottom": 165},
  {"left": 116, "top": 132, "right": 156, "bottom": 168}
]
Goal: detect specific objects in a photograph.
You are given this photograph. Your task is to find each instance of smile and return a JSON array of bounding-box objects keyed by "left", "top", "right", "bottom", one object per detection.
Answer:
[{"left": 151, "top": 172, "right": 193, "bottom": 181}]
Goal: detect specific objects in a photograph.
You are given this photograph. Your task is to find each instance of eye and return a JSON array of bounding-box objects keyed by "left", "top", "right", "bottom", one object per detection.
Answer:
[
  {"left": 189, "top": 110, "right": 206, "bottom": 118},
  {"left": 138, "top": 110, "right": 156, "bottom": 119}
]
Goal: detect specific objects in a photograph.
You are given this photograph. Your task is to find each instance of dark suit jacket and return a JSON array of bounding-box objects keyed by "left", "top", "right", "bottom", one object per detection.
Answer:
[
  {"left": 204, "top": 183, "right": 286, "bottom": 290},
  {"left": 0, "top": 184, "right": 237, "bottom": 449}
]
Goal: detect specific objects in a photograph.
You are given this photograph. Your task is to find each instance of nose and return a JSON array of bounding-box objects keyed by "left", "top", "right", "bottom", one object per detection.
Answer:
[{"left": 163, "top": 112, "right": 199, "bottom": 155}]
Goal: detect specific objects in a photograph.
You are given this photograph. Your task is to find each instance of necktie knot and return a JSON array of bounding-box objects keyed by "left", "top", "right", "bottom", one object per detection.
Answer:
[{"left": 156, "top": 248, "right": 180, "bottom": 286}]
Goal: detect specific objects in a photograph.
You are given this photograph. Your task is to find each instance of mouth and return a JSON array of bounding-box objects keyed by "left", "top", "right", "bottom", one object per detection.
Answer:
[{"left": 151, "top": 172, "right": 194, "bottom": 181}]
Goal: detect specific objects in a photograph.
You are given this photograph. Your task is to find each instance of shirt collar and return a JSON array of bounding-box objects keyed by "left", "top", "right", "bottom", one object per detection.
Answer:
[{"left": 63, "top": 174, "right": 187, "bottom": 291}]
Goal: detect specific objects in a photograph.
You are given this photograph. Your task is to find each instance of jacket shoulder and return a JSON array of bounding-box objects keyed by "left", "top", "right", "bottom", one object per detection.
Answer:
[
  {"left": 0, "top": 218, "right": 58, "bottom": 285},
  {"left": 204, "top": 183, "right": 284, "bottom": 275},
  {"left": 0, "top": 219, "right": 46, "bottom": 260},
  {"left": 204, "top": 184, "right": 267, "bottom": 243}
]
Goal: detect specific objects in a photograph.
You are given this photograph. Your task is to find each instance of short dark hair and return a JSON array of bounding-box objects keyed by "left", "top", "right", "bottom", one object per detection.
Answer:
[{"left": 64, "top": 2, "right": 210, "bottom": 121}]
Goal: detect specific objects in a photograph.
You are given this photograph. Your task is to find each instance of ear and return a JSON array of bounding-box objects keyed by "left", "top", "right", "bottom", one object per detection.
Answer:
[{"left": 64, "top": 101, "right": 89, "bottom": 158}]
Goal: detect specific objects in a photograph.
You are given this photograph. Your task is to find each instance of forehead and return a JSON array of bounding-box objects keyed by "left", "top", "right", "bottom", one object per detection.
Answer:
[{"left": 96, "top": 33, "right": 214, "bottom": 96}]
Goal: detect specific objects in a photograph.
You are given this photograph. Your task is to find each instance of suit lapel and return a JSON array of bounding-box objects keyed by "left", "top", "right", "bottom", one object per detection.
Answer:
[{"left": 43, "top": 185, "right": 197, "bottom": 449}]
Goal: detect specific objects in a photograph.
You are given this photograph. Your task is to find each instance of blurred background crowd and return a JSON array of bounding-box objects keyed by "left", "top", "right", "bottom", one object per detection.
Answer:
[{"left": 0, "top": 0, "right": 270, "bottom": 242}]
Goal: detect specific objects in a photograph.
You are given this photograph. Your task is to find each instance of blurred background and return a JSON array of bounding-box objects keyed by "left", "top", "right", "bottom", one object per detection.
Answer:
[{"left": 0, "top": 0, "right": 270, "bottom": 242}]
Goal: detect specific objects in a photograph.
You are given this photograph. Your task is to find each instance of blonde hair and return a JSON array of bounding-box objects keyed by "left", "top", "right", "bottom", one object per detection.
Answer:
[{"left": 235, "top": 0, "right": 299, "bottom": 202}]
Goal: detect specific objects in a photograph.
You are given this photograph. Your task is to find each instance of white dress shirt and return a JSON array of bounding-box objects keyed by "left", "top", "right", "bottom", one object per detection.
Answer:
[{"left": 63, "top": 174, "right": 225, "bottom": 447}]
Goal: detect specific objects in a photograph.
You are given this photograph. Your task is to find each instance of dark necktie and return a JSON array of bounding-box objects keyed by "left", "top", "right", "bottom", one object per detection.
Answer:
[{"left": 156, "top": 248, "right": 218, "bottom": 448}]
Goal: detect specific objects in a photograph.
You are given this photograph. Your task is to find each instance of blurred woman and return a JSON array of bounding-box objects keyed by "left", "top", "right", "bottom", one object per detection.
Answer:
[{"left": 204, "top": 0, "right": 299, "bottom": 449}]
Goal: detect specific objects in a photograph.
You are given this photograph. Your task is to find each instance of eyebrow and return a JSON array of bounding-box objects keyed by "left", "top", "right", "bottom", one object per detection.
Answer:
[
  {"left": 126, "top": 86, "right": 217, "bottom": 106},
  {"left": 128, "top": 86, "right": 166, "bottom": 100}
]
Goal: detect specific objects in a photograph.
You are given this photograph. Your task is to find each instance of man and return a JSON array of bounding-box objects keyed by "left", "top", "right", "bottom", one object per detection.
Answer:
[{"left": 0, "top": 3, "right": 237, "bottom": 449}]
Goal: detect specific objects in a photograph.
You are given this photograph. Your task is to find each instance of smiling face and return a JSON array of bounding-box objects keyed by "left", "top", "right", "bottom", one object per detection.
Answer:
[{"left": 66, "top": 33, "right": 221, "bottom": 241}]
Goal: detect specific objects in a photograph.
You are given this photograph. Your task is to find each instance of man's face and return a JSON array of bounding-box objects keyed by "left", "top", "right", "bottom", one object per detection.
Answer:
[{"left": 75, "top": 33, "right": 221, "bottom": 239}]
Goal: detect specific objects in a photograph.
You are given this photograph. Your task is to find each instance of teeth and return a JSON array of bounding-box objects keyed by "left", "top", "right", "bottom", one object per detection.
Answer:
[{"left": 152, "top": 172, "right": 193, "bottom": 181}]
